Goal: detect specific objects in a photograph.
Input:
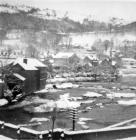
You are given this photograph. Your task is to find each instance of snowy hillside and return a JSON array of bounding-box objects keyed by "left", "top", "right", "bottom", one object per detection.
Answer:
[{"left": 0, "top": 4, "right": 60, "bottom": 20}]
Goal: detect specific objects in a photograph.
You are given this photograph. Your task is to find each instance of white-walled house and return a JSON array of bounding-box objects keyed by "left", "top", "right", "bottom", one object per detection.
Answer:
[
  {"left": 52, "top": 52, "right": 77, "bottom": 67},
  {"left": 122, "top": 58, "right": 136, "bottom": 68}
]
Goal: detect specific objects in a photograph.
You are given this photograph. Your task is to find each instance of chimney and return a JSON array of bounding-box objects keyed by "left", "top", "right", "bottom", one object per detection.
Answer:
[{"left": 23, "top": 58, "right": 27, "bottom": 64}]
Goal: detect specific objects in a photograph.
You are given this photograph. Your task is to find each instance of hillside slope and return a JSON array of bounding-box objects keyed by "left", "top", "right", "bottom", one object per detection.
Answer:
[{"left": 1, "top": 4, "right": 136, "bottom": 33}]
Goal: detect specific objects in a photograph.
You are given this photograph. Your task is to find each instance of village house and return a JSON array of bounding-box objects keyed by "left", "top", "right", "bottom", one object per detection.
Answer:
[
  {"left": 76, "top": 56, "right": 93, "bottom": 71},
  {"left": 7, "top": 58, "right": 48, "bottom": 94},
  {"left": 52, "top": 52, "right": 74, "bottom": 65},
  {"left": 99, "top": 59, "right": 117, "bottom": 76},
  {"left": 68, "top": 53, "right": 80, "bottom": 65},
  {"left": 79, "top": 54, "right": 99, "bottom": 67},
  {"left": 6, "top": 29, "right": 23, "bottom": 40},
  {"left": 122, "top": 58, "right": 136, "bottom": 68},
  {"left": 52, "top": 52, "right": 80, "bottom": 69}
]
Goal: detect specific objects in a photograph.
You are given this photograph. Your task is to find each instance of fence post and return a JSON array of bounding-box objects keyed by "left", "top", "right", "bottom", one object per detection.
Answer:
[
  {"left": 17, "top": 127, "right": 20, "bottom": 140},
  {"left": 48, "top": 131, "right": 52, "bottom": 140},
  {"left": 60, "top": 131, "right": 65, "bottom": 140}
]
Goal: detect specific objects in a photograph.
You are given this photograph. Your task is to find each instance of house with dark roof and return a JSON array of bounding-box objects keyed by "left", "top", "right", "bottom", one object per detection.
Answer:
[{"left": 7, "top": 58, "right": 47, "bottom": 94}]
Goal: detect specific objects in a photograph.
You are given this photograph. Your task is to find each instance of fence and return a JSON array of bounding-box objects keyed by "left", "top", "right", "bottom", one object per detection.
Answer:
[{"left": 1, "top": 119, "right": 136, "bottom": 140}]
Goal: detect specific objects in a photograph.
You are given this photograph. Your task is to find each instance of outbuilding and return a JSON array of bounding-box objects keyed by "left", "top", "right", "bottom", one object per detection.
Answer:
[{"left": 8, "top": 58, "right": 47, "bottom": 94}]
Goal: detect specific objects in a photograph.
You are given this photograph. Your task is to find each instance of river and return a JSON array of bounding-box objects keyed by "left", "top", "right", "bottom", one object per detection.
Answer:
[{"left": 61, "top": 32, "right": 136, "bottom": 47}]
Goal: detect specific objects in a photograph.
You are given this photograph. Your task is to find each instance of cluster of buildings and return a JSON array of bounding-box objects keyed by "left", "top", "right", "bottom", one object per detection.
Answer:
[
  {"left": 122, "top": 58, "right": 136, "bottom": 68},
  {"left": 0, "top": 53, "right": 118, "bottom": 99},
  {"left": 51, "top": 51, "right": 99, "bottom": 69}
]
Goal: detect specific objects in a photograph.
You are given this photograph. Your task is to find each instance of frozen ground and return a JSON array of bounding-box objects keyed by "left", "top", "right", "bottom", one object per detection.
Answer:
[{"left": 0, "top": 78, "right": 136, "bottom": 131}]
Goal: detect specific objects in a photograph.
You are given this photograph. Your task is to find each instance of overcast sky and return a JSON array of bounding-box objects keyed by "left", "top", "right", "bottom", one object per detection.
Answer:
[{"left": 0, "top": 0, "right": 136, "bottom": 22}]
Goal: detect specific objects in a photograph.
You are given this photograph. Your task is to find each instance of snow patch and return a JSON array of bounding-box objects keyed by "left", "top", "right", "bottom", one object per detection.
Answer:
[
  {"left": 30, "top": 118, "right": 49, "bottom": 122},
  {"left": 83, "top": 92, "right": 102, "bottom": 98},
  {"left": 118, "top": 99, "right": 136, "bottom": 106},
  {"left": 0, "top": 99, "right": 8, "bottom": 106},
  {"left": 107, "top": 92, "right": 136, "bottom": 98}
]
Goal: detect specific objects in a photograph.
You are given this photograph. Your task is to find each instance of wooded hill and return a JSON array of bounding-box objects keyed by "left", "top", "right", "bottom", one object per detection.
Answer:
[{"left": 0, "top": 4, "right": 136, "bottom": 34}]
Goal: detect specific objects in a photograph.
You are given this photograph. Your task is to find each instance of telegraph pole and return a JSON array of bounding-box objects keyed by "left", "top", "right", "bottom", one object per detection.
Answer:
[
  {"left": 69, "top": 108, "right": 78, "bottom": 131},
  {"left": 51, "top": 107, "right": 57, "bottom": 140}
]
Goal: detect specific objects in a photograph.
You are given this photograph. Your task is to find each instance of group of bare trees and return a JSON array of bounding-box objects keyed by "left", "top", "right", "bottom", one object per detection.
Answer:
[
  {"left": 21, "top": 30, "right": 62, "bottom": 58},
  {"left": 82, "top": 17, "right": 125, "bottom": 32},
  {"left": 92, "top": 39, "right": 113, "bottom": 60}
]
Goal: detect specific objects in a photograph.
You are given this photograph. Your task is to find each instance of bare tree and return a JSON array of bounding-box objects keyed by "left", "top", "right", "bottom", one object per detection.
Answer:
[
  {"left": 0, "top": 29, "right": 7, "bottom": 45},
  {"left": 21, "top": 30, "right": 40, "bottom": 58},
  {"left": 25, "top": 45, "right": 39, "bottom": 58},
  {"left": 40, "top": 31, "right": 62, "bottom": 55},
  {"left": 6, "top": 46, "right": 13, "bottom": 59}
]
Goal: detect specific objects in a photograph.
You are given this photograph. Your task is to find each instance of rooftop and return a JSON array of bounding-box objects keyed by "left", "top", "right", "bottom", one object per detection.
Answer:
[
  {"left": 13, "top": 73, "right": 26, "bottom": 81},
  {"left": 12, "top": 58, "right": 47, "bottom": 70},
  {"left": 52, "top": 52, "right": 74, "bottom": 59},
  {"left": 122, "top": 58, "right": 136, "bottom": 62}
]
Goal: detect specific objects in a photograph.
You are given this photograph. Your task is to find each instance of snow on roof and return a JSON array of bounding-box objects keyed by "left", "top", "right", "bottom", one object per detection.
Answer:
[
  {"left": 52, "top": 52, "right": 74, "bottom": 59},
  {"left": 13, "top": 58, "right": 47, "bottom": 70},
  {"left": 112, "top": 61, "right": 117, "bottom": 66},
  {"left": 26, "top": 58, "right": 47, "bottom": 67},
  {"left": 122, "top": 58, "right": 136, "bottom": 62},
  {"left": 14, "top": 61, "right": 38, "bottom": 70},
  {"left": 77, "top": 53, "right": 98, "bottom": 60},
  {"left": 0, "top": 79, "right": 4, "bottom": 83},
  {"left": 86, "top": 55, "right": 98, "bottom": 60},
  {"left": 13, "top": 73, "right": 26, "bottom": 81}
]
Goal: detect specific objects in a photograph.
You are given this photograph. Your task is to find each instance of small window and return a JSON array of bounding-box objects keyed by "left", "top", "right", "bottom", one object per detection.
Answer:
[{"left": 130, "top": 62, "right": 134, "bottom": 65}]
